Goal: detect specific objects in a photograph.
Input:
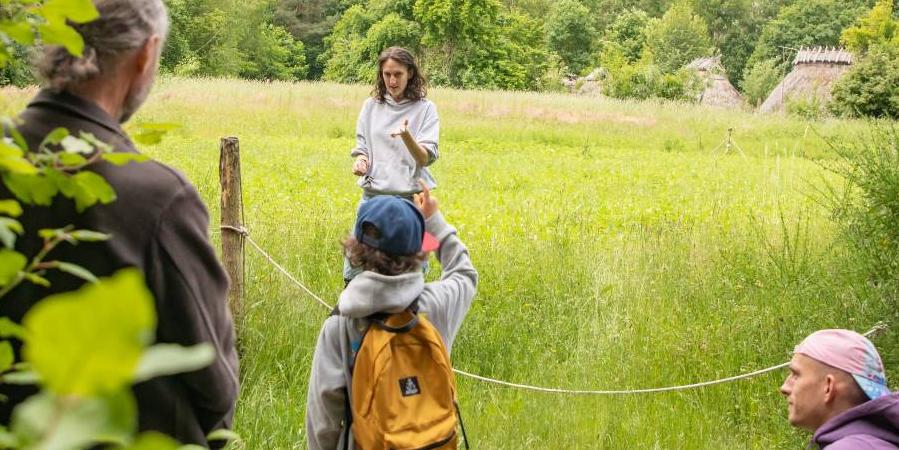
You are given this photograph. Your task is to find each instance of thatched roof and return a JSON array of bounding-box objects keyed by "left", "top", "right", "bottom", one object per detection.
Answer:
[
  {"left": 699, "top": 74, "right": 744, "bottom": 109},
  {"left": 793, "top": 46, "right": 853, "bottom": 65},
  {"left": 758, "top": 60, "right": 852, "bottom": 113},
  {"left": 686, "top": 55, "right": 725, "bottom": 73},
  {"left": 684, "top": 56, "right": 744, "bottom": 109}
]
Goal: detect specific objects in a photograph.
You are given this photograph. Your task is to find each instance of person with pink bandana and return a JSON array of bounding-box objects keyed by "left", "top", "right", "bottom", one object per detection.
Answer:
[{"left": 781, "top": 329, "right": 898, "bottom": 449}]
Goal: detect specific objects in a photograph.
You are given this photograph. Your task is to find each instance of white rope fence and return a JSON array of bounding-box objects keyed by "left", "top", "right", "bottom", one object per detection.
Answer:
[{"left": 221, "top": 224, "right": 890, "bottom": 396}]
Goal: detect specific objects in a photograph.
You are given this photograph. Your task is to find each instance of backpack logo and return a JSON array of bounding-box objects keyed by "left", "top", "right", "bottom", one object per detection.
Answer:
[{"left": 400, "top": 376, "right": 421, "bottom": 397}]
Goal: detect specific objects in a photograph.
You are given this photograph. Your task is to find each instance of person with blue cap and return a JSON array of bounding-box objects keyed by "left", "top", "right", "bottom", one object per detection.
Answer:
[
  {"left": 781, "top": 329, "right": 898, "bottom": 449},
  {"left": 306, "top": 181, "right": 478, "bottom": 449}
]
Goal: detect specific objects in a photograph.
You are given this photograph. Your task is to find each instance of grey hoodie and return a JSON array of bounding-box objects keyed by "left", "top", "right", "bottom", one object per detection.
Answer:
[
  {"left": 812, "top": 393, "right": 899, "bottom": 449},
  {"left": 350, "top": 96, "right": 439, "bottom": 195},
  {"left": 306, "top": 211, "right": 477, "bottom": 450}
]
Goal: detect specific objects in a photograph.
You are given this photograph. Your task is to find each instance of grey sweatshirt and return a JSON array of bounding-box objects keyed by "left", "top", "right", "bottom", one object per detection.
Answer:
[
  {"left": 305, "top": 211, "right": 477, "bottom": 450},
  {"left": 350, "top": 96, "right": 440, "bottom": 195}
]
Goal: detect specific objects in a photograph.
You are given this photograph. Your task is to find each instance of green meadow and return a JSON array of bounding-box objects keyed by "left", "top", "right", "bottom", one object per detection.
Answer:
[{"left": 2, "top": 78, "right": 896, "bottom": 449}]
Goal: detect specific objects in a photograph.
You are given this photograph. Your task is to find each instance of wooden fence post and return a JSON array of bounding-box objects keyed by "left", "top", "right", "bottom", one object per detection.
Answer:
[{"left": 219, "top": 136, "right": 244, "bottom": 320}]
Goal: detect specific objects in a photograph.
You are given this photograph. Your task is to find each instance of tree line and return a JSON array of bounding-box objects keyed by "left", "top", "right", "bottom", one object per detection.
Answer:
[{"left": 2, "top": 0, "right": 897, "bottom": 117}]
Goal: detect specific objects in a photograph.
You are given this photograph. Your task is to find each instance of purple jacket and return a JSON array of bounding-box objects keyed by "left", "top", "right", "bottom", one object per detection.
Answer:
[{"left": 812, "top": 393, "right": 899, "bottom": 449}]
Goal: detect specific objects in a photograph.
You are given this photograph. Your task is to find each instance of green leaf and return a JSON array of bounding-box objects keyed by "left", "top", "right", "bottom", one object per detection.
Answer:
[
  {"left": 0, "top": 249, "right": 26, "bottom": 287},
  {"left": 70, "top": 229, "right": 111, "bottom": 242},
  {"left": 54, "top": 261, "right": 98, "bottom": 283},
  {"left": 0, "top": 341, "right": 14, "bottom": 372},
  {"left": 1, "top": 119, "right": 27, "bottom": 153},
  {"left": 39, "top": 127, "right": 69, "bottom": 148},
  {"left": 0, "top": 21, "right": 35, "bottom": 45},
  {"left": 78, "top": 131, "right": 112, "bottom": 153},
  {"left": 134, "top": 343, "right": 214, "bottom": 383},
  {"left": 10, "top": 390, "right": 135, "bottom": 449},
  {"left": 0, "top": 200, "right": 22, "bottom": 217},
  {"left": 124, "top": 432, "right": 180, "bottom": 450},
  {"left": 57, "top": 170, "right": 116, "bottom": 213},
  {"left": 102, "top": 153, "right": 150, "bottom": 166},
  {"left": 38, "top": 20, "right": 84, "bottom": 56},
  {"left": 0, "top": 428, "right": 17, "bottom": 448},
  {"left": 0, "top": 139, "right": 24, "bottom": 158},
  {"left": 37, "top": 228, "right": 61, "bottom": 241},
  {"left": 0, "top": 217, "right": 23, "bottom": 249},
  {"left": 0, "top": 155, "right": 38, "bottom": 174},
  {"left": 2, "top": 172, "right": 58, "bottom": 206},
  {"left": 22, "top": 273, "right": 49, "bottom": 287},
  {"left": 58, "top": 152, "right": 87, "bottom": 167},
  {"left": 22, "top": 269, "right": 155, "bottom": 395},
  {"left": 0, "top": 318, "right": 26, "bottom": 339},
  {"left": 60, "top": 135, "right": 93, "bottom": 154},
  {"left": 41, "top": 0, "right": 101, "bottom": 24},
  {"left": 207, "top": 428, "right": 241, "bottom": 443},
  {"left": 1, "top": 370, "right": 39, "bottom": 385}
]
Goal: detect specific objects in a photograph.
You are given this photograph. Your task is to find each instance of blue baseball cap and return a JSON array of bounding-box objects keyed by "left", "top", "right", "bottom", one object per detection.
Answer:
[{"left": 354, "top": 196, "right": 439, "bottom": 256}]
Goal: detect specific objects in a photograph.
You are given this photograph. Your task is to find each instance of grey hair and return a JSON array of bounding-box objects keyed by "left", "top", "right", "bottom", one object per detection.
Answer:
[{"left": 38, "top": 0, "right": 169, "bottom": 91}]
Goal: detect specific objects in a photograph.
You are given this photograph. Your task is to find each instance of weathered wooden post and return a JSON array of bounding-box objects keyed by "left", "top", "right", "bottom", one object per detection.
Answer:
[{"left": 219, "top": 136, "right": 244, "bottom": 319}]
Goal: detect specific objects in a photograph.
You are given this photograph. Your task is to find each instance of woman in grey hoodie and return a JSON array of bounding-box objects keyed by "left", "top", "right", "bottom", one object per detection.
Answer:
[{"left": 343, "top": 47, "right": 440, "bottom": 282}]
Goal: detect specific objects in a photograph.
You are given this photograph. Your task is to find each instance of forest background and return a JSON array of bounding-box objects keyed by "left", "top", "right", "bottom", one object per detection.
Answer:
[{"left": 2, "top": 0, "right": 899, "bottom": 118}]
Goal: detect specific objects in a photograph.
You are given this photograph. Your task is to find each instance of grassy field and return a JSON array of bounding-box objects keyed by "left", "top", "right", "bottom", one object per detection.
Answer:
[{"left": 2, "top": 78, "right": 896, "bottom": 449}]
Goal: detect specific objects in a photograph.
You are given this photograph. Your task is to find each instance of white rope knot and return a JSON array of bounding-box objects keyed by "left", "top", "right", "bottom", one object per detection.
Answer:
[{"left": 220, "top": 225, "right": 250, "bottom": 237}]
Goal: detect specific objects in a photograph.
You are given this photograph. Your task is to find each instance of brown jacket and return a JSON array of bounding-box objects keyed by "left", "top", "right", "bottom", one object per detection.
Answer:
[{"left": 0, "top": 90, "right": 239, "bottom": 446}]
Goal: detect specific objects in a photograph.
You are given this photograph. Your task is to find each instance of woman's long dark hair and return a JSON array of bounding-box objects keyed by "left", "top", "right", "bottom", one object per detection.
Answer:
[{"left": 372, "top": 47, "right": 427, "bottom": 103}]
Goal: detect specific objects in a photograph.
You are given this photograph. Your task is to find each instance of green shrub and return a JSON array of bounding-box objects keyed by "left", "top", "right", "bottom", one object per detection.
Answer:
[
  {"left": 742, "top": 58, "right": 783, "bottom": 107},
  {"left": 643, "top": 2, "right": 712, "bottom": 73},
  {"left": 826, "top": 125, "right": 899, "bottom": 294},
  {"left": 545, "top": 0, "right": 596, "bottom": 75},
  {"left": 786, "top": 94, "right": 826, "bottom": 120},
  {"left": 830, "top": 45, "right": 899, "bottom": 119}
]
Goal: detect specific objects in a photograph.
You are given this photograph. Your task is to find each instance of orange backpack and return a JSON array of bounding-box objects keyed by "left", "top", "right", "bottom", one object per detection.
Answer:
[{"left": 343, "top": 306, "right": 469, "bottom": 450}]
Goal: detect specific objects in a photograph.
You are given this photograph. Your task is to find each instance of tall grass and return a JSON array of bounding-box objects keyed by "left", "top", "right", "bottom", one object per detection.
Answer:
[{"left": 1, "top": 78, "right": 895, "bottom": 448}]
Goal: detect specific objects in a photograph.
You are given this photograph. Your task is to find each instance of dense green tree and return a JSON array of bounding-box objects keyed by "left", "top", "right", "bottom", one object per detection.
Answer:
[
  {"left": 741, "top": 58, "right": 781, "bottom": 106},
  {"left": 584, "top": 0, "right": 672, "bottom": 33},
  {"left": 320, "top": 5, "right": 378, "bottom": 82},
  {"left": 601, "top": 46, "right": 701, "bottom": 100},
  {"left": 600, "top": 8, "right": 649, "bottom": 63},
  {"left": 239, "top": 24, "right": 309, "bottom": 81},
  {"left": 689, "top": 0, "right": 758, "bottom": 86},
  {"left": 273, "top": 0, "right": 359, "bottom": 79},
  {"left": 743, "top": 0, "right": 871, "bottom": 83},
  {"left": 413, "top": 0, "right": 502, "bottom": 84},
  {"left": 830, "top": 45, "right": 899, "bottom": 118},
  {"left": 841, "top": 0, "right": 899, "bottom": 53},
  {"left": 545, "top": 0, "right": 596, "bottom": 74},
  {"left": 162, "top": 0, "right": 247, "bottom": 76},
  {"left": 644, "top": 2, "right": 712, "bottom": 72},
  {"left": 456, "top": 10, "right": 557, "bottom": 90},
  {"left": 0, "top": 44, "right": 35, "bottom": 87}
]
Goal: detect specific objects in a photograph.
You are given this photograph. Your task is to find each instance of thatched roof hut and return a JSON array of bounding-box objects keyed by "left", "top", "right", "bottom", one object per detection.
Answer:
[
  {"left": 759, "top": 47, "right": 854, "bottom": 113},
  {"left": 685, "top": 56, "right": 744, "bottom": 109}
]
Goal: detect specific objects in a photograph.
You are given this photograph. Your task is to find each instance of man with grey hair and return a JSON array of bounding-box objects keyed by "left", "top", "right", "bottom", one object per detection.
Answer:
[{"left": 0, "top": 1, "right": 239, "bottom": 447}]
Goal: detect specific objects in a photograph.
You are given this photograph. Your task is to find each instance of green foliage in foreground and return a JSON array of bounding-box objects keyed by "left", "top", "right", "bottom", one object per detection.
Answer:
[{"left": 19, "top": 77, "right": 889, "bottom": 449}]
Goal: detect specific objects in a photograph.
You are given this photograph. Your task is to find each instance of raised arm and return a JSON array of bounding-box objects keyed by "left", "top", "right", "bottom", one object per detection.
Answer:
[{"left": 414, "top": 182, "right": 478, "bottom": 350}]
